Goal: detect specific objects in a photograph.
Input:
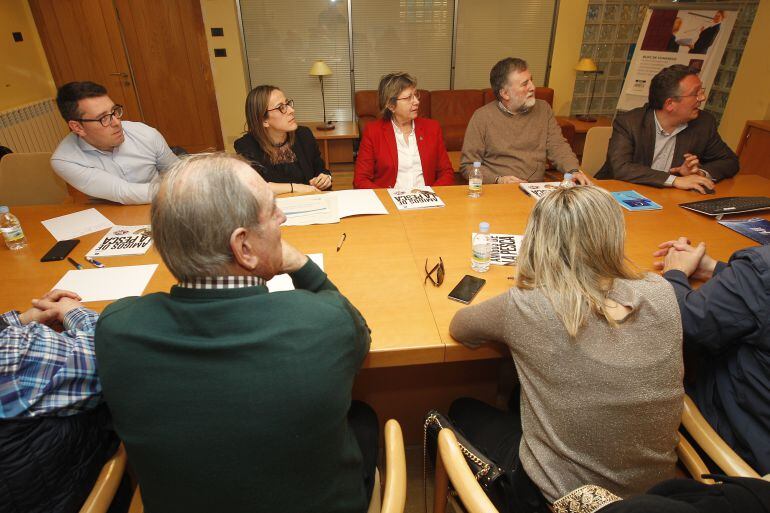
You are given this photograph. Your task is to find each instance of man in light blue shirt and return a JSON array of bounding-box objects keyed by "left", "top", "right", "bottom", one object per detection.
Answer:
[{"left": 51, "top": 81, "right": 178, "bottom": 204}]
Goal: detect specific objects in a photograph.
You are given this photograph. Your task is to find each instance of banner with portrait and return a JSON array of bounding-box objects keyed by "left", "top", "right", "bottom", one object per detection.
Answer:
[{"left": 617, "top": 3, "right": 737, "bottom": 112}]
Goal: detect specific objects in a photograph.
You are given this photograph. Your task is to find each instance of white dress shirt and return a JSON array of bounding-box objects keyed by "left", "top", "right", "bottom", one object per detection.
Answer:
[
  {"left": 51, "top": 121, "right": 178, "bottom": 204},
  {"left": 391, "top": 120, "right": 425, "bottom": 190}
]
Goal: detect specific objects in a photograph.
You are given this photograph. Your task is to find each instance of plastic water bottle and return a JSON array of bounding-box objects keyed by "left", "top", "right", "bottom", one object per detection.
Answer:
[
  {"left": 468, "top": 162, "right": 482, "bottom": 198},
  {"left": 560, "top": 172, "right": 575, "bottom": 189},
  {"left": 471, "top": 222, "right": 491, "bottom": 273},
  {"left": 0, "top": 206, "right": 27, "bottom": 250}
]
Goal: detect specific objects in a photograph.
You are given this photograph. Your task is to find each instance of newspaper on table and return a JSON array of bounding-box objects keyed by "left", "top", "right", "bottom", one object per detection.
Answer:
[
  {"left": 519, "top": 182, "right": 561, "bottom": 200},
  {"left": 86, "top": 225, "right": 153, "bottom": 257},
  {"left": 472, "top": 233, "right": 524, "bottom": 266},
  {"left": 387, "top": 187, "right": 445, "bottom": 210}
]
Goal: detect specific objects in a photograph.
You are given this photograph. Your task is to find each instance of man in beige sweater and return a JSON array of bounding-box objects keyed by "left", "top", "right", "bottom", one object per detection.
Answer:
[{"left": 461, "top": 57, "right": 591, "bottom": 185}]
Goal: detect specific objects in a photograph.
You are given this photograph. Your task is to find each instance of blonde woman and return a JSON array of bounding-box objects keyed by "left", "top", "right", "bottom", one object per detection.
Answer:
[
  {"left": 447, "top": 186, "right": 683, "bottom": 512},
  {"left": 234, "top": 85, "right": 331, "bottom": 195}
]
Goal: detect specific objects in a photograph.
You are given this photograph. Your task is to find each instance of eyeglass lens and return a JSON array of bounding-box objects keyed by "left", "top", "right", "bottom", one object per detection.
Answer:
[{"left": 100, "top": 106, "right": 123, "bottom": 127}]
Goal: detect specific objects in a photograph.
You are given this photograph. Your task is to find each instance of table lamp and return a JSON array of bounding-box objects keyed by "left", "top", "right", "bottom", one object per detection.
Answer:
[
  {"left": 309, "top": 60, "right": 335, "bottom": 131},
  {"left": 574, "top": 57, "right": 603, "bottom": 122}
]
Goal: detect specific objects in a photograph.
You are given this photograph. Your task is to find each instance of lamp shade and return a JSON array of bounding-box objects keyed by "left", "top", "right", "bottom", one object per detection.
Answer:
[
  {"left": 574, "top": 57, "right": 598, "bottom": 72},
  {"left": 309, "top": 60, "right": 333, "bottom": 76}
]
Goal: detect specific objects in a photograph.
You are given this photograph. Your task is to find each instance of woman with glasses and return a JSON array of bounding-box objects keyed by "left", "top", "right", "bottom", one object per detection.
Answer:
[
  {"left": 235, "top": 85, "right": 332, "bottom": 194},
  {"left": 353, "top": 73, "right": 454, "bottom": 189},
  {"left": 444, "top": 186, "right": 683, "bottom": 512}
]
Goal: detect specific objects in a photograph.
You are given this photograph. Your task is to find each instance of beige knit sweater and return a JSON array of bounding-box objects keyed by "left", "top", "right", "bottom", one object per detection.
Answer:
[
  {"left": 449, "top": 273, "right": 683, "bottom": 503},
  {"left": 460, "top": 100, "right": 580, "bottom": 183}
]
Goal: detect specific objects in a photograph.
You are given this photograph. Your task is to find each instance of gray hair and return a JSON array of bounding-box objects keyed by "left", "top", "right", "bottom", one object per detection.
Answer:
[
  {"left": 378, "top": 72, "right": 417, "bottom": 120},
  {"left": 151, "top": 152, "right": 263, "bottom": 281},
  {"left": 490, "top": 57, "right": 528, "bottom": 102}
]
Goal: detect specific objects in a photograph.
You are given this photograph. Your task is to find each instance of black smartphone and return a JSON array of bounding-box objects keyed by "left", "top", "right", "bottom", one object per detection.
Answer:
[
  {"left": 40, "top": 239, "right": 80, "bottom": 262},
  {"left": 448, "top": 275, "right": 486, "bottom": 304}
]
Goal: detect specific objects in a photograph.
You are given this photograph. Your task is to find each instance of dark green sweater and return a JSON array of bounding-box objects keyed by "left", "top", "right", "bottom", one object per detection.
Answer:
[{"left": 95, "top": 260, "right": 371, "bottom": 513}]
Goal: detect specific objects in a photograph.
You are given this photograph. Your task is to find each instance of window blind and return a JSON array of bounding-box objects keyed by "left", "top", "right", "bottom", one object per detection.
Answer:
[
  {"left": 454, "top": 0, "right": 557, "bottom": 90},
  {"left": 351, "top": 0, "right": 454, "bottom": 91},
  {"left": 239, "top": 0, "right": 353, "bottom": 123}
]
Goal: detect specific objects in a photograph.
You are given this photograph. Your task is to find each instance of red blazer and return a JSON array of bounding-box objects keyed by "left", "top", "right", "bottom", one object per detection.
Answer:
[{"left": 353, "top": 117, "right": 455, "bottom": 189}]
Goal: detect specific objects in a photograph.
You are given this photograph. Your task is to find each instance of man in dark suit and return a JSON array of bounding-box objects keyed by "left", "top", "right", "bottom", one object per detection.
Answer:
[
  {"left": 597, "top": 64, "right": 738, "bottom": 193},
  {"left": 690, "top": 10, "right": 724, "bottom": 54},
  {"left": 653, "top": 238, "right": 770, "bottom": 475}
]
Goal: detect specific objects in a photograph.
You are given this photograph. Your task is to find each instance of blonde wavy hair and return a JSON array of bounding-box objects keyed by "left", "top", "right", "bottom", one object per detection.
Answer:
[{"left": 516, "top": 186, "right": 643, "bottom": 337}]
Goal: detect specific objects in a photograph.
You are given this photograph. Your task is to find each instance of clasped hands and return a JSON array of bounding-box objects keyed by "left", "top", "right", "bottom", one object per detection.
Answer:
[
  {"left": 18, "top": 289, "right": 84, "bottom": 327},
  {"left": 652, "top": 236, "right": 718, "bottom": 280}
]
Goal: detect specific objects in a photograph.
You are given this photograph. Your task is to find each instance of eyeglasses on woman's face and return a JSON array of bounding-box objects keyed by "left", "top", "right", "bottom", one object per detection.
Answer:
[
  {"left": 396, "top": 91, "right": 420, "bottom": 103},
  {"left": 265, "top": 99, "right": 295, "bottom": 116}
]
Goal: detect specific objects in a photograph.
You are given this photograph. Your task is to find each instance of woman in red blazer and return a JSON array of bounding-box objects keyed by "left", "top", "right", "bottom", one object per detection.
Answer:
[{"left": 354, "top": 73, "right": 455, "bottom": 189}]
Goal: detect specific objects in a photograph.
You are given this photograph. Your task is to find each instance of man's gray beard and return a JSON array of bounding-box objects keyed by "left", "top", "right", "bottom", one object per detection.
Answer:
[{"left": 518, "top": 96, "right": 536, "bottom": 113}]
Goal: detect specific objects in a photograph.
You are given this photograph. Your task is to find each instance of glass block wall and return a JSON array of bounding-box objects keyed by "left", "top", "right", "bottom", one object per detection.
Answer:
[{"left": 572, "top": 0, "right": 759, "bottom": 122}]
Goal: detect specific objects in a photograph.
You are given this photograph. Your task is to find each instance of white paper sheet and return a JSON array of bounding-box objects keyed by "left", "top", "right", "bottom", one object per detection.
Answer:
[
  {"left": 277, "top": 195, "right": 339, "bottom": 226},
  {"left": 266, "top": 254, "right": 323, "bottom": 292},
  {"left": 41, "top": 209, "right": 113, "bottom": 241},
  {"left": 51, "top": 264, "right": 158, "bottom": 302},
  {"left": 327, "top": 189, "right": 388, "bottom": 218}
]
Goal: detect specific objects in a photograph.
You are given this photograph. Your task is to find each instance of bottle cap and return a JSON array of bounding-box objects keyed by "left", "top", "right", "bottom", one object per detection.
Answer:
[
  {"left": 473, "top": 161, "right": 481, "bottom": 168},
  {"left": 0, "top": 206, "right": 8, "bottom": 214},
  {"left": 479, "top": 222, "right": 490, "bottom": 232}
]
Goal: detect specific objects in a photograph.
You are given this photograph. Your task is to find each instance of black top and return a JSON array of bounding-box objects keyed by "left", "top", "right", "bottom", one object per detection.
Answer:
[{"left": 234, "top": 126, "right": 330, "bottom": 185}]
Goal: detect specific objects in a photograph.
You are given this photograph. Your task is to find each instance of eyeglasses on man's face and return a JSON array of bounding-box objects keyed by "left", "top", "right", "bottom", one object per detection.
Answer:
[
  {"left": 396, "top": 91, "right": 420, "bottom": 103},
  {"left": 76, "top": 105, "right": 124, "bottom": 127},
  {"left": 424, "top": 257, "right": 445, "bottom": 287},
  {"left": 675, "top": 88, "right": 706, "bottom": 101},
  {"left": 265, "top": 99, "right": 295, "bottom": 116}
]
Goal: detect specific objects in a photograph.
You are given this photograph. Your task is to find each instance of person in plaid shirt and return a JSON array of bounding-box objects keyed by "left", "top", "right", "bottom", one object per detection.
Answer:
[
  {"left": 0, "top": 289, "right": 101, "bottom": 418},
  {"left": 1, "top": 289, "right": 119, "bottom": 513}
]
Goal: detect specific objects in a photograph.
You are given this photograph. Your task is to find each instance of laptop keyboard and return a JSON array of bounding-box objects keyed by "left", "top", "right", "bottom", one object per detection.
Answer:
[{"left": 679, "top": 196, "right": 770, "bottom": 216}]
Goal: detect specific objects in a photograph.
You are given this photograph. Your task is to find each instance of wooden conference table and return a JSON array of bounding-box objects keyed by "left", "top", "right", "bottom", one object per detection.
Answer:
[{"left": 1, "top": 176, "right": 767, "bottom": 370}]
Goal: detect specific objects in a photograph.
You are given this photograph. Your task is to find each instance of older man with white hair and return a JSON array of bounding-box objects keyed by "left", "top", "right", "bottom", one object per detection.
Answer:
[{"left": 95, "top": 153, "right": 377, "bottom": 513}]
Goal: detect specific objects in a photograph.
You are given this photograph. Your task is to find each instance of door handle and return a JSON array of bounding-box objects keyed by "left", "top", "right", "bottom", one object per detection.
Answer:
[{"left": 109, "top": 72, "right": 129, "bottom": 78}]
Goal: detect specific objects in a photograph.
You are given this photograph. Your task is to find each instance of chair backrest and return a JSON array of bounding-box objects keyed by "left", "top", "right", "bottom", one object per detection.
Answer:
[
  {"left": 0, "top": 152, "right": 71, "bottom": 205},
  {"left": 79, "top": 444, "right": 128, "bottom": 513},
  {"left": 581, "top": 126, "right": 613, "bottom": 176},
  {"left": 680, "top": 394, "right": 763, "bottom": 479},
  {"left": 434, "top": 428, "right": 498, "bottom": 513},
  {"left": 381, "top": 419, "right": 407, "bottom": 513},
  {"left": 124, "top": 422, "right": 406, "bottom": 513}
]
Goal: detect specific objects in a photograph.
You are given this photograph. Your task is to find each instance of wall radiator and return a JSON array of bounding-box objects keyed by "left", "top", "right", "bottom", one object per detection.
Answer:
[{"left": 0, "top": 98, "right": 69, "bottom": 153}]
